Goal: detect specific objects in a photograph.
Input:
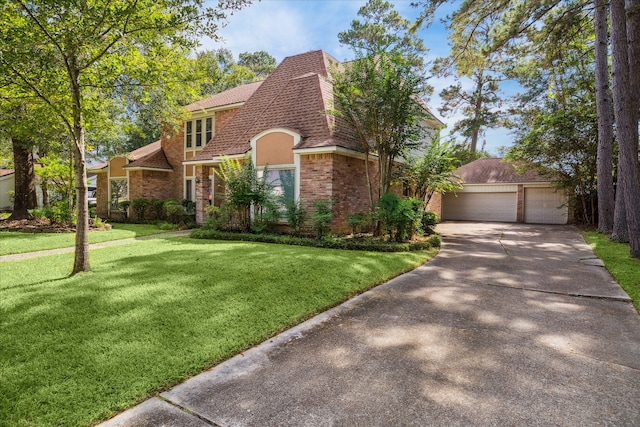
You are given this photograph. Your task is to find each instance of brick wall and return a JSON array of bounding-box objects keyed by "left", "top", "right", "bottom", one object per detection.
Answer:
[
  {"left": 331, "top": 154, "right": 378, "bottom": 232},
  {"left": 195, "top": 165, "right": 211, "bottom": 224},
  {"left": 426, "top": 192, "right": 442, "bottom": 218},
  {"left": 161, "top": 130, "right": 185, "bottom": 200},
  {"left": 299, "top": 153, "right": 333, "bottom": 225},
  {"left": 299, "top": 153, "right": 379, "bottom": 233},
  {"left": 516, "top": 184, "right": 524, "bottom": 222}
]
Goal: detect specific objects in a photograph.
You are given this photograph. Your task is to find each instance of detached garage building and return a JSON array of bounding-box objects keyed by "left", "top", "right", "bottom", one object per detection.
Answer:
[{"left": 440, "top": 158, "right": 569, "bottom": 225}]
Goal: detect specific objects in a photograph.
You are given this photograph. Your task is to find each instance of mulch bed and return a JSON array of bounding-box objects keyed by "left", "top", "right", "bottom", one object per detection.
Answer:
[{"left": 0, "top": 218, "right": 82, "bottom": 233}]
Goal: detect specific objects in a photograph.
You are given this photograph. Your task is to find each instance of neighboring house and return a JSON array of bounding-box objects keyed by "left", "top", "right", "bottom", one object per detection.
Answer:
[
  {"left": 91, "top": 50, "right": 442, "bottom": 230},
  {"left": 432, "top": 158, "right": 569, "bottom": 224},
  {"left": 0, "top": 169, "right": 15, "bottom": 210}
]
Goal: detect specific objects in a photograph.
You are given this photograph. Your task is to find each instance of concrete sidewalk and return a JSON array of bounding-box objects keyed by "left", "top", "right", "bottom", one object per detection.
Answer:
[
  {"left": 101, "top": 223, "right": 640, "bottom": 426},
  {"left": 0, "top": 230, "right": 191, "bottom": 262}
]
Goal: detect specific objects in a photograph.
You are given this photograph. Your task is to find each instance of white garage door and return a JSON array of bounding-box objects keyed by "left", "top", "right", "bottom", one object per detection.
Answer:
[
  {"left": 442, "top": 192, "right": 517, "bottom": 222},
  {"left": 524, "top": 187, "right": 568, "bottom": 224}
]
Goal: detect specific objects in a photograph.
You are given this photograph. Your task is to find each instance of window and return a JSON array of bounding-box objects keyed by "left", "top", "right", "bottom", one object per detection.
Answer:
[
  {"left": 186, "top": 121, "right": 192, "bottom": 148},
  {"left": 195, "top": 119, "right": 202, "bottom": 147},
  {"left": 109, "top": 178, "right": 128, "bottom": 210},
  {"left": 265, "top": 169, "right": 295, "bottom": 203},
  {"left": 185, "top": 179, "right": 194, "bottom": 202},
  {"left": 205, "top": 117, "right": 213, "bottom": 144}
]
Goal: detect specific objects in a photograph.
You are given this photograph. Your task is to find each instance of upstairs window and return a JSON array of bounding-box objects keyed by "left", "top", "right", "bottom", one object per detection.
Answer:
[
  {"left": 185, "top": 121, "right": 193, "bottom": 148},
  {"left": 205, "top": 117, "right": 213, "bottom": 144},
  {"left": 195, "top": 119, "right": 202, "bottom": 147}
]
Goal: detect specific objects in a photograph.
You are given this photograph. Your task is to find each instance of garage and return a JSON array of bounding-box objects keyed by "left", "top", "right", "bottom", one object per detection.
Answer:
[
  {"left": 439, "top": 158, "right": 569, "bottom": 225},
  {"left": 442, "top": 191, "right": 517, "bottom": 222},
  {"left": 524, "top": 187, "right": 568, "bottom": 224}
]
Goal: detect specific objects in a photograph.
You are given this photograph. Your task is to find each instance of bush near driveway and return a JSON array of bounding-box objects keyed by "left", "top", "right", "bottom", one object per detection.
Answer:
[{"left": 0, "top": 237, "right": 437, "bottom": 426}]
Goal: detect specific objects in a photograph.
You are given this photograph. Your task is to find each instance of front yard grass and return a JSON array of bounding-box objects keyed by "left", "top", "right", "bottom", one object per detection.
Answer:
[
  {"left": 584, "top": 231, "right": 640, "bottom": 311},
  {"left": 0, "top": 223, "right": 172, "bottom": 256},
  {"left": 0, "top": 237, "right": 437, "bottom": 426}
]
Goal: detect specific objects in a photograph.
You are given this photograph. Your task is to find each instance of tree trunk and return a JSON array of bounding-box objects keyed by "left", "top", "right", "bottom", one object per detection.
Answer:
[
  {"left": 470, "top": 75, "right": 484, "bottom": 153},
  {"left": 8, "top": 136, "right": 37, "bottom": 220},
  {"left": 594, "top": 0, "right": 615, "bottom": 234},
  {"left": 70, "top": 64, "right": 90, "bottom": 274},
  {"left": 610, "top": 0, "right": 640, "bottom": 257},
  {"left": 611, "top": 182, "right": 628, "bottom": 241}
]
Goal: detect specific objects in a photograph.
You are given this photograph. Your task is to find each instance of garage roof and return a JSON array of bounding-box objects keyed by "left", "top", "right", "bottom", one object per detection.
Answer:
[{"left": 457, "top": 158, "right": 551, "bottom": 184}]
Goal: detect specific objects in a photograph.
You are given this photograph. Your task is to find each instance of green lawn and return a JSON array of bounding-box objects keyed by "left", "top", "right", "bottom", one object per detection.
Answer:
[
  {"left": 0, "top": 237, "right": 437, "bottom": 426},
  {"left": 584, "top": 231, "right": 640, "bottom": 311},
  {"left": 0, "top": 223, "right": 171, "bottom": 256}
]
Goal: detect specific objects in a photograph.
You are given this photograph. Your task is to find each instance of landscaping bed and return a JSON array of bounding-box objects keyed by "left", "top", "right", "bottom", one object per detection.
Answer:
[{"left": 191, "top": 229, "right": 441, "bottom": 252}]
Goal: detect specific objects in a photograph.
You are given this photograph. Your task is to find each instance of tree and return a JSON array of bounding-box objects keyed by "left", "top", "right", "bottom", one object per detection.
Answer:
[
  {"left": 594, "top": 0, "right": 615, "bottom": 234},
  {"left": 610, "top": 0, "right": 640, "bottom": 256},
  {"left": 0, "top": 0, "right": 250, "bottom": 274},
  {"left": 333, "top": 0, "right": 433, "bottom": 207},
  {"left": 238, "top": 51, "right": 277, "bottom": 79},
  {"left": 403, "top": 140, "right": 462, "bottom": 206},
  {"left": 432, "top": 10, "right": 507, "bottom": 153}
]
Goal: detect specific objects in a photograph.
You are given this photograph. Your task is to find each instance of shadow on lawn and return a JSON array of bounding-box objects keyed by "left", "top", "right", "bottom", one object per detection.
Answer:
[{"left": 1, "top": 238, "right": 427, "bottom": 426}]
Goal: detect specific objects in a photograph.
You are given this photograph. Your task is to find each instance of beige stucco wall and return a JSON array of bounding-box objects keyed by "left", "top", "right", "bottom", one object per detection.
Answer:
[{"left": 255, "top": 132, "right": 294, "bottom": 166}]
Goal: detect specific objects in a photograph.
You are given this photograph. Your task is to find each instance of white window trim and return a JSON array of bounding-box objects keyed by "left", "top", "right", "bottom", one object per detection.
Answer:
[
  {"left": 249, "top": 128, "right": 301, "bottom": 202},
  {"left": 184, "top": 178, "right": 194, "bottom": 201}
]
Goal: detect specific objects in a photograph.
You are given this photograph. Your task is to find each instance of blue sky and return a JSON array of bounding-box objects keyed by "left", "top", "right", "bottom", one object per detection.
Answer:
[{"left": 200, "top": 0, "right": 514, "bottom": 155}]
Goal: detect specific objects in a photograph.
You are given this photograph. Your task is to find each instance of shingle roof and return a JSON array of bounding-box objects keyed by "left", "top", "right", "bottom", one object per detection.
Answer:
[
  {"left": 0, "top": 169, "right": 14, "bottom": 177},
  {"left": 185, "top": 81, "right": 263, "bottom": 112},
  {"left": 192, "top": 50, "right": 362, "bottom": 161},
  {"left": 124, "top": 142, "right": 172, "bottom": 171},
  {"left": 90, "top": 140, "right": 166, "bottom": 172},
  {"left": 457, "top": 158, "right": 551, "bottom": 184}
]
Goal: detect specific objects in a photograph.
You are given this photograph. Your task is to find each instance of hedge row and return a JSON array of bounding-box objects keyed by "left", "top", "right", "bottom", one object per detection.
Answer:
[{"left": 190, "top": 229, "right": 441, "bottom": 252}]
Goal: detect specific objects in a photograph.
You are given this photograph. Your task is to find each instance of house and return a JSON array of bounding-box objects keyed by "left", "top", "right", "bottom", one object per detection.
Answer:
[
  {"left": 0, "top": 169, "right": 15, "bottom": 210},
  {"left": 431, "top": 158, "right": 569, "bottom": 224},
  {"left": 90, "top": 81, "right": 263, "bottom": 218},
  {"left": 91, "top": 50, "right": 442, "bottom": 230}
]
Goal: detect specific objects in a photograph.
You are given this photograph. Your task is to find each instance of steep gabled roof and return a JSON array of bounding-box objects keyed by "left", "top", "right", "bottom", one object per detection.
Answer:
[
  {"left": 124, "top": 142, "right": 172, "bottom": 171},
  {"left": 457, "top": 158, "right": 551, "bottom": 184},
  {"left": 89, "top": 140, "right": 163, "bottom": 172},
  {"left": 185, "top": 81, "right": 263, "bottom": 112},
  {"left": 192, "top": 50, "right": 361, "bottom": 161}
]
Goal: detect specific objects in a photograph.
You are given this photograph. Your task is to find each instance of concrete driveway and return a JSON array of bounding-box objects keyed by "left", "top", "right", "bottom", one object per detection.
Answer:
[{"left": 101, "top": 222, "right": 640, "bottom": 426}]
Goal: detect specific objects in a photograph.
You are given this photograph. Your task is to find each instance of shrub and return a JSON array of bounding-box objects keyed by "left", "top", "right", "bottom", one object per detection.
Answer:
[
  {"left": 132, "top": 198, "right": 149, "bottom": 221},
  {"left": 190, "top": 229, "right": 441, "bottom": 252},
  {"left": 285, "top": 199, "right": 307, "bottom": 236},
  {"left": 202, "top": 205, "right": 222, "bottom": 230},
  {"left": 150, "top": 199, "right": 165, "bottom": 220},
  {"left": 421, "top": 210, "right": 440, "bottom": 235},
  {"left": 118, "top": 201, "right": 131, "bottom": 220},
  {"left": 214, "top": 157, "right": 273, "bottom": 232},
  {"left": 163, "top": 199, "right": 184, "bottom": 224},
  {"left": 346, "top": 211, "right": 370, "bottom": 234},
  {"left": 159, "top": 221, "right": 179, "bottom": 231},
  {"left": 376, "top": 193, "right": 423, "bottom": 242},
  {"left": 311, "top": 199, "right": 333, "bottom": 239},
  {"left": 31, "top": 200, "right": 72, "bottom": 224},
  {"left": 427, "top": 233, "right": 441, "bottom": 248},
  {"left": 182, "top": 199, "right": 196, "bottom": 215}
]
